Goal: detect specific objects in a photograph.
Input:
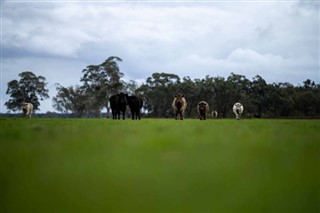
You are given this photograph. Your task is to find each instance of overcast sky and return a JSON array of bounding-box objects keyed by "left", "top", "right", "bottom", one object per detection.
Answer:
[{"left": 1, "top": 0, "right": 319, "bottom": 113}]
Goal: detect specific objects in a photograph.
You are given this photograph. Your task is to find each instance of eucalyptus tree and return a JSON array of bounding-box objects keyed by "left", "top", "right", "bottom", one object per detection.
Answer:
[
  {"left": 5, "top": 71, "right": 49, "bottom": 112},
  {"left": 137, "top": 72, "right": 180, "bottom": 117},
  {"left": 211, "top": 76, "right": 231, "bottom": 118},
  {"left": 250, "top": 75, "right": 269, "bottom": 116},
  {"left": 294, "top": 79, "right": 320, "bottom": 117},
  {"left": 80, "top": 56, "right": 124, "bottom": 117},
  {"left": 179, "top": 76, "right": 197, "bottom": 118},
  {"left": 52, "top": 84, "right": 87, "bottom": 117}
]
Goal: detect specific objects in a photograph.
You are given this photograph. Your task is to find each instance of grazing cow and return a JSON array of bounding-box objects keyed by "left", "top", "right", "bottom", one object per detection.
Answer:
[
  {"left": 233, "top": 102, "right": 244, "bottom": 120},
  {"left": 109, "top": 95, "right": 118, "bottom": 119},
  {"left": 127, "top": 95, "right": 143, "bottom": 120},
  {"left": 21, "top": 102, "right": 33, "bottom": 118},
  {"left": 212, "top": 110, "right": 218, "bottom": 119},
  {"left": 197, "top": 101, "right": 209, "bottom": 120},
  {"left": 172, "top": 93, "right": 187, "bottom": 120}
]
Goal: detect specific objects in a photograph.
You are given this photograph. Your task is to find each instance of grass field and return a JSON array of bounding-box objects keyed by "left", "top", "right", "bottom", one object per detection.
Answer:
[{"left": 1, "top": 118, "right": 319, "bottom": 213}]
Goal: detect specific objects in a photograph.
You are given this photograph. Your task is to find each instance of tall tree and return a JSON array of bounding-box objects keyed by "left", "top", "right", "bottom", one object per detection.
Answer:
[
  {"left": 212, "top": 76, "right": 231, "bottom": 118},
  {"left": 294, "top": 79, "right": 320, "bottom": 116},
  {"left": 80, "top": 56, "right": 124, "bottom": 117},
  {"left": 137, "top": 72, "right": 180, "bottom": 117},
  {"left": 52, "top": 84, "right": 87, "bottom": 117},
  {"left": 5, "top": 71, "right": 49, "bottom": 112},
  {"left": 179, "top": 76, "right": 197, "bottom": 117},
  {"left": 250, "top": 75, "right": 268, "bottom": 115}
]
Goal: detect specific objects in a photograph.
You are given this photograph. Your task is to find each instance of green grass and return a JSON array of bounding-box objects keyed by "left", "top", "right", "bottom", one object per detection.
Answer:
[{"left": 1, "top": 118, "right": 319, "bottom": 213}]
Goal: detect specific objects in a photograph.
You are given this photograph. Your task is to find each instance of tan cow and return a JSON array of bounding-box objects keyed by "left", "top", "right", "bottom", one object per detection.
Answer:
[
  {"left": 172, "top": 93, "right": 187, "bottom": 120},
  {"left": 21, "top": 102, "right": 33, "bottom": 118},
  {"left": 197, "top": 101, "right": 209, "bottom": 120}
]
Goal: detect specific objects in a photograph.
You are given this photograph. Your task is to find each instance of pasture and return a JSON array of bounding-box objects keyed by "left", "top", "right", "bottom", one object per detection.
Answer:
[{"left": 1, "top": 118, "right": 319, "bottom": 212}]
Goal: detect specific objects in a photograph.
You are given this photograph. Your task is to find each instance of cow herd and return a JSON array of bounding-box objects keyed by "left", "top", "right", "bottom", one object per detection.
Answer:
[
  {"left": 20, "top": 93, "right": 244, "bottom": 120},
  {"left": 108, "top": 92, "right": 244, "bottom": 120},
  {"left": 109, "top": 93, "right": 143, "bottom": 120}
]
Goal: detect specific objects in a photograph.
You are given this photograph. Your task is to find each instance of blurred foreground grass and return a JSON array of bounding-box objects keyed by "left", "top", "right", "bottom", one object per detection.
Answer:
[{"left": 1, "top": 118, "right": 319, "bottom": 212}]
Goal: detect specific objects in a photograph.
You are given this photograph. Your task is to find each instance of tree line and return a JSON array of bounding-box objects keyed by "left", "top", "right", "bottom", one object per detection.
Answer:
[{"left": 5, "top": 56, "right": 320, "bottom": 118}]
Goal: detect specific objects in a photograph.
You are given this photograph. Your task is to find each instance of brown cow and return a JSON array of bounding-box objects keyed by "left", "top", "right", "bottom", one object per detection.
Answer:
[
  {"left": 197, "top": 101, "right": 209, "bottom": 120},
  {"left": 172, "top": 93, "right": 187, "bottom": 120}
]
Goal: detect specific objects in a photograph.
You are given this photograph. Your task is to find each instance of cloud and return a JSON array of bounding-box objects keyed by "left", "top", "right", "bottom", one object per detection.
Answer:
[
  {"left": 1, "top": 1, "right": 319, "bottom": 113},
  {"left": 3, "top": 3, "right": 97, "bottom": 58}
]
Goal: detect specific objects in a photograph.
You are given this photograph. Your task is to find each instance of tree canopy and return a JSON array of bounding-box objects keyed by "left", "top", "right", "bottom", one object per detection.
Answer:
[
  {"left": 7, "top": 58, "right": 318, "bottom": 119},
  {"left": 5, "top": 71, "right": 49, "bottom": 112},
  {"left": 137, "top": 73, "right": 320, "bottom": 118},
  {"left": 52, "top": 64, "right": 320, "bottom": 118},
  {"left": 53, "top": 57, "right": 125, "bottom": 117}
]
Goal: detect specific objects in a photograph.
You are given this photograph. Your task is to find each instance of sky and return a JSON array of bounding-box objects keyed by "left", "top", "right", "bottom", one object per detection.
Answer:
[{"left": 1, "top": 0, "right": 319, "bottom": 113}]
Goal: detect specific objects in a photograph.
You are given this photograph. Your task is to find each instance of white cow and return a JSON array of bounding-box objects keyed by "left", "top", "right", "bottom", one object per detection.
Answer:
[
  {"left": 212, "top": 110, "right": 218, "bottom": 119},
  {"left": 233, "top": 102, "right": 244, "bottom": 120},
  {"left": 21, "top": 102, "right": 33, "bottom": 118}
]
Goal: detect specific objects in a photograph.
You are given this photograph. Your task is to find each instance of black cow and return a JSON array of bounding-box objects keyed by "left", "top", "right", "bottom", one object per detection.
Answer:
[
  {"left": 127, "top": 95, "right": 143, "bottom": 120},
  {"left": 109, "top": 95, "right": 118, "bottom": 119},
  {"left": 109, "top": 93, "right": 128, "bottom": 120},
  {"left": 117, "top": 93, "right": 128, "bottom": 120}
]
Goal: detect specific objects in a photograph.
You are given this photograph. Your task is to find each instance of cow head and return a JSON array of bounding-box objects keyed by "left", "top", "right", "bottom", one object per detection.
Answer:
[
  {"left": 174, "top": 93, "right": 185, "bottom": 109},
  {"left": 21, "top": 102, "right": 29, "bottom": 114},
  {"left": 21, "top": 102, "right": 27, "bottom": 109},
  {"left": 198, "top": 102, "right": 207, "bottom": 112},
  {"left": 117, "top": 92, "right": 128, "bottom": 105}
]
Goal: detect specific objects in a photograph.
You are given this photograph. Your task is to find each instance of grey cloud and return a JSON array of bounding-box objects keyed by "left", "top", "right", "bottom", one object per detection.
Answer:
[{"left": 2, "top": 1, "right": 319, "bottom": 113}]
